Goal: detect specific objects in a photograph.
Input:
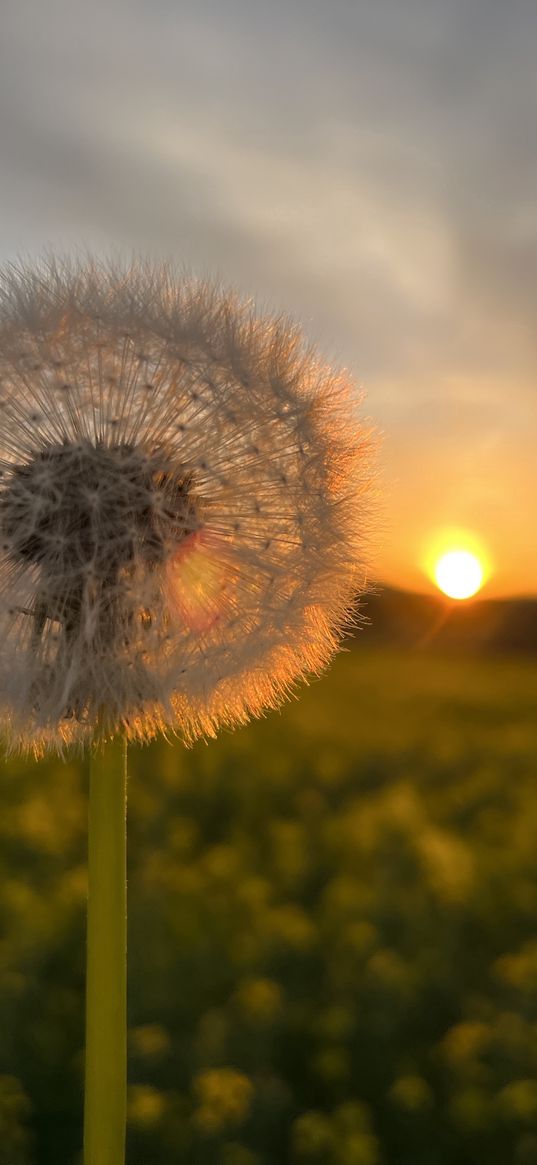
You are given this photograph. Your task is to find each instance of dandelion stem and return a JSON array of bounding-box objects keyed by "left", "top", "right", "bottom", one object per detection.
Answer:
[{"left": 84, "top": 733, "right": 127, "bottom": 1165}]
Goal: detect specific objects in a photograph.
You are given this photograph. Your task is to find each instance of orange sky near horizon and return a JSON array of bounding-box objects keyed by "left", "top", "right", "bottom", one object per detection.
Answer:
[{"left": 375, "top": 433, "right": 533, "bottom": 600}]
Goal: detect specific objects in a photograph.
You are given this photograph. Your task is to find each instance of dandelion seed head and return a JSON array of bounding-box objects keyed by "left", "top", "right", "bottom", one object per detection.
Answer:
[{"left": 0, "top": 258, "right": 374, "bottom": 752}]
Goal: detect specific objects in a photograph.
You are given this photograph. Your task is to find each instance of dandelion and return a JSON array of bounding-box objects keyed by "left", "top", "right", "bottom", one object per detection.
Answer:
[
  {"left": 0, "top": 259, "right": 372, "bottom": 752},
  {"left": 0, "top": 257, "right": 374, "bottom": 1163}
]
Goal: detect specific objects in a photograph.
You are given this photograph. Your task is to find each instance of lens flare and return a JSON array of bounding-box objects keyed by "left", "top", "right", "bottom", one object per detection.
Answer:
[
  {"left": 166, "top": 530, "right": 234, "bottom": 633},
  {"left": 434, "top": 550, "right": 484, "bottom": 600}
]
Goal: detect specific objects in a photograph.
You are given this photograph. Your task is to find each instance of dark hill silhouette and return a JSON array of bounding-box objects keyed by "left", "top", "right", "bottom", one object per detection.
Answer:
[{"left": 358, "top": 585, "right": 537, "bottom": 654}]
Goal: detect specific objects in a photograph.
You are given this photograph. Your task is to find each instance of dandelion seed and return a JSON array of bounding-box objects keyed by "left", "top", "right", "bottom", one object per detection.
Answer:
[{"left": 0, "top": 258, "right": 373, "bottom": 752}]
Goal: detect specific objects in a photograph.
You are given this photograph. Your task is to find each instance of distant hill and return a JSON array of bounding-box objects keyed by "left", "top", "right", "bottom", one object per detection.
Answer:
[{"left": 357, "top": 585, "right": 537, "bottom": 654}]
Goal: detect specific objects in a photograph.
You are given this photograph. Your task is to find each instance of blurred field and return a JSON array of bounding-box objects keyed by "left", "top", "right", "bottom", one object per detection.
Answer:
[{"left": 1, "top": 645, "right": 537, "bottom": 1164}]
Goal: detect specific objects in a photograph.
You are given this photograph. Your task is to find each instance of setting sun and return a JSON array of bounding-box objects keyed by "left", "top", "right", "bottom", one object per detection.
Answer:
[{"left": 434, "top": 550, "right": 484, "bottom": 600}]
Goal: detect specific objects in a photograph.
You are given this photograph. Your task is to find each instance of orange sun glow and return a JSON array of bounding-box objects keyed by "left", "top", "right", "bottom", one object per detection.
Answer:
[{"left": 434, "top": 549, "right": 484, "bottom": 600}]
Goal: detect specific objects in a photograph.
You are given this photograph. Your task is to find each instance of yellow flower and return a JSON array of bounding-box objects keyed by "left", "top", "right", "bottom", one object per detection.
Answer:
[{"left": 193, "top": 1067, "right": 254, "bottom": 1133}]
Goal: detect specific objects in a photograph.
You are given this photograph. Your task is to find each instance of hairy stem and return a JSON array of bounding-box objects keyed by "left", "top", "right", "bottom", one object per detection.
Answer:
[{"left": 84, "top": 733, "right": 127, "bottom": 1165}]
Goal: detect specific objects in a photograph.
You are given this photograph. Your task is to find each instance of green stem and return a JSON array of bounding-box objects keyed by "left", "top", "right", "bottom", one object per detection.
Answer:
[{"left": 84, "top": 734, "right": 128, "bottom": 1165}]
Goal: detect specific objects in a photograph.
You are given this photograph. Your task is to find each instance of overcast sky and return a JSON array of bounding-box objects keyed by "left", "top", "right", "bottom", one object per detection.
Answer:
[{"left": 0, "top": 0, "right": 534, "bottom": 595}]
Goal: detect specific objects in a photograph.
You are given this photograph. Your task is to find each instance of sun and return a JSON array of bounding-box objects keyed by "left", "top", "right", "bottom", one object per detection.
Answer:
[{"left": 434, "top": 549, "right": 484, "bottom": 600}]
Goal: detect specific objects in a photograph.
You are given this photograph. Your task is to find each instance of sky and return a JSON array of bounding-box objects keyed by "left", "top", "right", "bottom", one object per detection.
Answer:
[{"left": 0, "top": 0, "right": 534, "bottom": 597}]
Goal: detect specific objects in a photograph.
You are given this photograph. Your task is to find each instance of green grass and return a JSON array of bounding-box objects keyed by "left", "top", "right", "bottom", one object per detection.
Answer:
[{"left": 1, "top": 647, "right": 537, "bottom": 1164}]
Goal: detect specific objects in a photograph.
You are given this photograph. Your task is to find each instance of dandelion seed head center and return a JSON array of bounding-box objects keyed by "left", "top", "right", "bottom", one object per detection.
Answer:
[{"left": 1, "top": 440, "right": 198, "bottom": 578}]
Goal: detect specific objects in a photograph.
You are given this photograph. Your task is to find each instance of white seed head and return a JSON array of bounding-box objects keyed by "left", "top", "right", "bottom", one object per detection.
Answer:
[{"left": 0, "top": 258, "right": 374, "bottom": 752}]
